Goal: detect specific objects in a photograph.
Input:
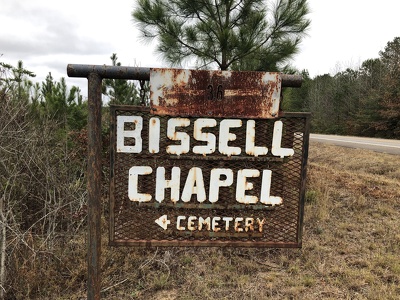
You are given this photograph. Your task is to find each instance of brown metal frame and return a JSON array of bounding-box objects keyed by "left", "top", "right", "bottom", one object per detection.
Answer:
[
  {"left": 67, "top": 64, "right": 307, "bottom": 300},
  {"left": 109, "top": 106, "right": 310, "bottom": 248}
]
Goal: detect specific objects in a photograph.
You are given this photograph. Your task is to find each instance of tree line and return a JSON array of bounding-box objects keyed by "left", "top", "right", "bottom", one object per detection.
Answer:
[{"left": 284, "top": 37, "right": 400, "bottom": 139}]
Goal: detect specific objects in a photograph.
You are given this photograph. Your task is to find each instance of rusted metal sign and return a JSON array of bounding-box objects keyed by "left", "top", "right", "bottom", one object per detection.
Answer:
[
  {"left": 68, "top": 64, "right": 306, "bottom": 300},
  {"left": 150, "top": 69, "right": 281, "bottom": 118},
  {"left": 110, "top": 106, "right": 310, "bottom": 247}
]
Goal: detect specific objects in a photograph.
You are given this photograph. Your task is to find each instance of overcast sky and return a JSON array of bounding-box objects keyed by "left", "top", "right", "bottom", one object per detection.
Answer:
[{"left": 1, "top": 0, "right": 399, "bottom": 98}]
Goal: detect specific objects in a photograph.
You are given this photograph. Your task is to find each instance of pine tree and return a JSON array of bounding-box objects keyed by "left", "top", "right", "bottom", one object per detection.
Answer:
[
  {"left": 102, "top": 53, "right": 141, "bottom": 105},
  {"left": 0, "top": 60, "right": 35, "bottom": 103},
  {"left": 133, "top": 0, "right": 310, "bottom": 71}
]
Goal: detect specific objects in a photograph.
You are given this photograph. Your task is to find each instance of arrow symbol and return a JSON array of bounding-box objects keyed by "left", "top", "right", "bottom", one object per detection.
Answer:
[{"left": 155, "top": 215, "right": 170, "bottom": 230}]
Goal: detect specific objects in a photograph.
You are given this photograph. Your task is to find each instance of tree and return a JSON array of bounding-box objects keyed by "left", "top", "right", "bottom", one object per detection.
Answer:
[
  {"left": 353, "top": 58, "right": 384, "bottom": 136},
  {"left": 39, "top": 72, "right": 87, "bottom": 131},
  {"left": 306, "top": 73, "right": 336, "bottom": 133},
  {"left": 282, "top": 69, "right": 310, "bottom": 111},
  {"left": 375, "top": 37, "right": 400, "bottom": 138},
  {"left": 0, "top": 60, "right": 35, "bottom": 103},
  {"left": 133, "top": 0, "right": 310, "bottom": 71},
  {"left": 102, "top": 53, "right": 142, "bottom": 105}
]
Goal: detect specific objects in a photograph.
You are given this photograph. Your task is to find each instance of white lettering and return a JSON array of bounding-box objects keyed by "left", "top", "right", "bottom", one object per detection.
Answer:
[
  {"left": 166, "top": 118, "right": 190, "bottom": 155},
  {"left": 234, "top": 217, "right": 244, "bottom": 232},
  {"left": 181, "top": 167, "right": 206, "bottom": 203},
  {"left": 209, "top": 168, "right": 234, "bottom": 203},
  {"left": 193, "top": 118, "right": 217, "bottom": 155},
  {"left": 245, "top": 120, "right": 268, "bottom": 156},
  {"left": 272, "top": 120, "right": 295, "bottom": 158},
  {"left": 117, "top": 116, "right": 143, "bottom": 153},
  {"left": 127, "top": 166, "right": 283, "bottom": 205},
  {"left": 212, "top": 217, "right": 221, "bottom": 232},
  {"left": 256, "top": 218, "right": 266, "bottom": 232},
  {"left": 116, "top": 115, "right": 295, "bottom": 158},
  {"left": 198, "top": 217, "right": 211, "bottom": 231},
  {"left": 187, "top": 216, "right": 197, "bottom": 231},
  {"left": 236, "top": 169, "right": 260, "bottom": 204},
  {"left": 177, "top": 216, "right": 186, "bottom": 230},
  {"left": 169, "top": 215, "right": 266, "bottom": 232},
  {"left": 149, "top": 117, "right": 160, "bottom": 153},
  {"left": 156, "top": 167, "right": 181, "bottom": 203},
  {"left": 222, "top": 217, "right": 233, "bottom": 231},
  {"left": 260, "top": 170, "right": 283, "bottom": 205},
  {"left": 128, "top": 166, "right": 152, "bottom": 202},
  {"left": 245, "top": 218, "right": 254, "bottom": 232},
  {"left": 219, "top": 119, "right": 242, "bottom": 156}
]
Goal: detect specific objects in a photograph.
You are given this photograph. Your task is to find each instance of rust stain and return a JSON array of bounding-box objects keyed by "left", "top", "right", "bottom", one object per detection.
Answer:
[{"left": 150, "top": 69, "right": 281, "bottom": 119}]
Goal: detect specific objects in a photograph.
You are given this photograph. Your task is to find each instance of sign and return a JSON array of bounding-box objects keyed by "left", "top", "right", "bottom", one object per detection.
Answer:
[
  {"left": 109, "top": 68, "right": 310, "bottom": 248},
  {"left": 149, "top": 69, "right": 281, "bottom": 119}
]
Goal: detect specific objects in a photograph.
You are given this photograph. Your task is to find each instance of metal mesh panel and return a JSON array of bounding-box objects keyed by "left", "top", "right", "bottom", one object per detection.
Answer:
[{"left": 110, "top": 106, "right": 310, "bottom": 247}]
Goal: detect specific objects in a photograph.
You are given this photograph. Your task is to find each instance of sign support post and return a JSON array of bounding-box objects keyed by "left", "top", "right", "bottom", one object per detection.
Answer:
[{"left": 87, "top": 73, "right": 102, "bottom": 300}]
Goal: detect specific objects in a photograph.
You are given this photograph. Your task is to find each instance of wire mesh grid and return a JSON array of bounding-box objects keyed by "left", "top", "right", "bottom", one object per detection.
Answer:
[{"left": 110, "top": 106, "right": 310, "bottom": 247}]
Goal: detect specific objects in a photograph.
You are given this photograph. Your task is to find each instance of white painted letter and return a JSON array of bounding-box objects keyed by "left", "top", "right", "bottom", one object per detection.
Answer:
[
  {"left": 234, "top": 217, "right": 244, "bottom": 232},
  {"left": 236, "top": 169, "right": 260, "bottom": 204},
  {"left": 212, "top": 217, "right": 221, "bottom": 232},
  {"left": 117, "top": 116, "right": 143, "bottom": 153},
  {"left": 198, "top": 217, "right": 211, "bottom": 231},
  {"left": 181, "top": 167, "right": 206, "bottom": 202},
  {"left": 177, "top": 216, "right": 186, "bottom": 230},
  {"left": 222, "top": 217, "right": 233, "bottom": 231},
  {"left": 209, "top": 168, "right": 234, "bottom": 203},
  {"left": 272, "top": 120, "right": 294, "bottom": 158},
  {"left": 149, "top": 117, "right": 160, "bottom": 153},
  {"left": 128, "top": 166, "right": 152, "bottom": 202},
  {"left": 193, "top": 118, "right": 217, "bottom": 155},
  {"left": 219, "top": 119, "right": 242, "bottom": 156},
  {"left": 245, "top": 120, "right": 268, "bottom": 157},
  {"left": 167, "top": 118, "right": 190, "bottom": 155},
  {"left": 156, "top": 167, "right": 181, "bottom": 203},
  {"left": 245, "top": 218, "right": 254, "bottom": 232},
  {"left": 260, "top": 170, "right": 283, "bottom": 205},
  {"left": 187, "top": 216, "right": 197, "bottom": 231},
  {"left": 256, "top": 218, "right": 266, "bottom": 232}
]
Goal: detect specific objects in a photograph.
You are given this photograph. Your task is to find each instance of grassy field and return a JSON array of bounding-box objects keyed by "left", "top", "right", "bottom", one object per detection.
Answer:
[{"left": 10, "top": 142, "right": 400, "bottom": 299}]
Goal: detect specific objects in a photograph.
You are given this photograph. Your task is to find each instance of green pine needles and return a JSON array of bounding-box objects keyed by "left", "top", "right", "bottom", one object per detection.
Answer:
[{"left": 133, "top": 0, "right": 310, "bottom": 71}]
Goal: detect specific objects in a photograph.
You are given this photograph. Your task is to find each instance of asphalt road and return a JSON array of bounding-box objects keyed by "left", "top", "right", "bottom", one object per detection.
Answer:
[{"left": 310, "top": 134, "right": 400, "bottom": 155}]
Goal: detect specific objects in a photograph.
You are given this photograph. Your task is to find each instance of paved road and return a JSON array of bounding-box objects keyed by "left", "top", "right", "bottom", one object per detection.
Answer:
[{"left": 310, "top": 134, "right": 400, "bottom": 155}]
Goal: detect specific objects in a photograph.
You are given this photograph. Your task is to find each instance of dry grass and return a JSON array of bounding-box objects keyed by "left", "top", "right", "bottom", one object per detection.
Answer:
[{"left": 9, "top": 142, "right": 400, "bottom": 299}]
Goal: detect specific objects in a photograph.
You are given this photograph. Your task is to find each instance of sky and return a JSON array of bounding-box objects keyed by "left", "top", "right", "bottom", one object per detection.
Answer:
[{"left": 1, "top": 0, "right": 399, "bottom": 98}]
